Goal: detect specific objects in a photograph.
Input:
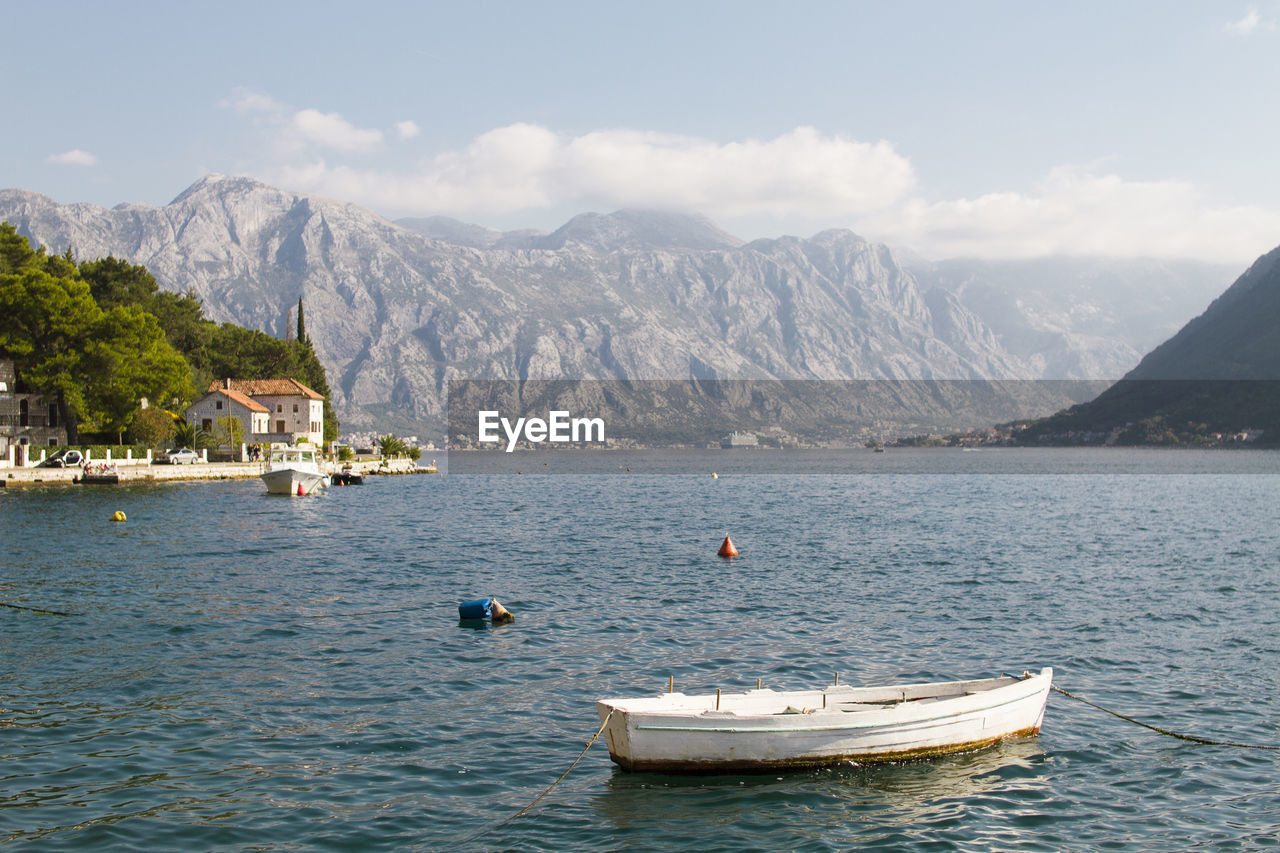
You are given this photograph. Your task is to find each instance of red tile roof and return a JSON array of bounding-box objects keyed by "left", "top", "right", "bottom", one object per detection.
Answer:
[
  {"left": 223, "top": 388, "right": 269, "bottom": 412},
  {"left": 209, "top": 378, "right": 324, "bottom": 400},
  {"left": 196, "top": 388, "right": 270, "bottom": 412}
]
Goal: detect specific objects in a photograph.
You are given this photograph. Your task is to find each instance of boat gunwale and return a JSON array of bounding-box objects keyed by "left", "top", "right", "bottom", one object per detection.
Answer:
[
  {"left": 599, "top": 670, "right": 1050, "bottom": 722},
  {"left": 627, "top": 684, "right": 1046, "bottom": 734}
]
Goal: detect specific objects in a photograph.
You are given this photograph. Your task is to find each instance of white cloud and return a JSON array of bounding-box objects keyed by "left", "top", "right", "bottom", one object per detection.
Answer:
[
  {"left": 46, "top": 149, "right": 98, "bottom": 167},
  {"left": 267, "top": 123, "right": 916, "bottom": 221},
  {"left": 221, "top": 95, "right": 1280, "bottom": 264},
  {"left": 865, "top": 165, "right": 1280, "bottom": 263},
  {"left": 220, "top": 88, "right": 385, "bottom": 154},
  {"left": 221, "top": 87, "right": 283, "bottom": 114},
  {"left": 1225, "top": 8, "right": 1263, "bottom": 34},
  {"left": 292, "top": 109, "right": 384, "bottom": 152}
]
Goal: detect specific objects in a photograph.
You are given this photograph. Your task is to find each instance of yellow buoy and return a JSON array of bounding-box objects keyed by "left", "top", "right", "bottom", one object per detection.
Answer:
[
  {"left": 711, "top": 472, "right": 718, "bottom": 479},
  {"left": 111, "top": 510, "right": 127, "bottom": 522}
]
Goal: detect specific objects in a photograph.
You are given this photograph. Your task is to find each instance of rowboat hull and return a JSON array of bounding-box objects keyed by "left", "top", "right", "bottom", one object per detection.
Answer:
[{"left": 596, "top": 667, "right": 1051, "bottom": 773}]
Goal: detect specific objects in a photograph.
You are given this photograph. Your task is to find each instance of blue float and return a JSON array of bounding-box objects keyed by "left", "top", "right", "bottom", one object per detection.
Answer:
[
  {"left": 458, "top": 597, "right": 514, "bottom": 624},
  {"left": 458, "top": 597, "right": 494, "bottom": 620}
]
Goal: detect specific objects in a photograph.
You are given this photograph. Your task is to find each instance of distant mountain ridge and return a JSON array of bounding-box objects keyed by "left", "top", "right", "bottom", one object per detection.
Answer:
[
  {"left": 0, "top": 176, "right": 1238, "bottom": 436},
  {"left": 1013, "top": 243, "right": 1280, "bottom": 444},
  {"left": 908, "top": 255, "right": 1236, "bottom": 380}
]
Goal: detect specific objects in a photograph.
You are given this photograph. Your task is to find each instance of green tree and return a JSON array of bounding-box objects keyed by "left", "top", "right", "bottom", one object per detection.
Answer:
[
  {"left": 378, "top": 434, "right": 409, "bottom": 458},
  {"left": 296, "top": 296, "right": 308, "bottom": 346},
  {"left": 130, "top": 406, "right": 176, "bottom": 448},
  {"left": 78, "top": 255, "right": 159, "bottom": 310},
  {"left": 173, "top": 418, "right": 209, "bottom": 449},
  {"left": 0, "top": 267, "right": 100, "bottom": 441},
  {"left": 211, "top": 414, "right": 246, "bottom": 450},
  {"left": 0, "top": 223, "right": 42, "bottom": 273},
  {"left": 147, "top": 290, "right": 212, "bottom": 370},
  {"left": 82, "top": 306, "right": 192, "bottom": 443}
]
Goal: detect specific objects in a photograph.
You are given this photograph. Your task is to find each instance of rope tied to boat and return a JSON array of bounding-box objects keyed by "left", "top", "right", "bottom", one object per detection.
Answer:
[
  {"left": 0, "top": 601, "right": 79, "bottom": 617},
  {"left": 458, "top": 708, "right": 615, "bottom": 848},
  {"left": 1051, "top": 683, "right": 1280, "bottom": 751}
]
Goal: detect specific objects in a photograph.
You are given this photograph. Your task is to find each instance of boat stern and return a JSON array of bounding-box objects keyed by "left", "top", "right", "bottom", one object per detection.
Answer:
[{"left": 596, "top": 700, "right": 634, "bottom": 768}]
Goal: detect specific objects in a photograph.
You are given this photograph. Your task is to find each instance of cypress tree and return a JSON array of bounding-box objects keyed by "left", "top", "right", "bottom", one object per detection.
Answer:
[{"left": 296, "top": 296, "right": 308, "bottom": 345}]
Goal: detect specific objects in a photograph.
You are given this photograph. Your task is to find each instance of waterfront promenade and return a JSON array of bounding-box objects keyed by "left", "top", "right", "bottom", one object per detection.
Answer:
[{"left": 1, "top": 457, "right": 427, "bottom": 487}]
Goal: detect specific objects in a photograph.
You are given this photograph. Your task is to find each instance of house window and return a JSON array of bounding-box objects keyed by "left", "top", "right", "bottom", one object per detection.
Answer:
[
  {"left": 216, "top": 400, "right": 223, "bottom": 410},
  {"left": 277, "top": 404, "right": 283, "bottom": 412},
  {"left": 202, "top": 419, "right": 213, "bottom": 432},
  {"left": 48, "top": 403, "right": 58, "bottom": 427},
  {"left": 19, "top": 398, "right": 28, "bottom": 427},
  {"left": 277, "top": 420, "right": 286, "bottom": 433},
  {"left": 48, "top": 437, "right": 59, "bottom": 446},
  {"left": 293, "top": 403, "right": 299, "bottom": 413}
]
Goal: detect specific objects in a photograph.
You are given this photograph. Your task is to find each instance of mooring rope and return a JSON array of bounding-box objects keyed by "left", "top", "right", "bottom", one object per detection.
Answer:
[
  {"left": 457, "top": 709, "right": 615, "bottom": 849},
  {"left": 0, "top": 601, "right": 78, "bottom": 617},
  {"left": 1051, "top": 684, "right": 1280, "bottom": 750},
  {"left": 296, "top": 606, "right": 429, "bottom": 619}
]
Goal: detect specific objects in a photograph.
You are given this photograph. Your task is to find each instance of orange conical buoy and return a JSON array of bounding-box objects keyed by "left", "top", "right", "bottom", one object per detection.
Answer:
[
  {"left": 717, "top": 534, "right": 738, "bottom": 558},
  {"left": 297, "top": 482, "right": 305, "bottom": 496}
]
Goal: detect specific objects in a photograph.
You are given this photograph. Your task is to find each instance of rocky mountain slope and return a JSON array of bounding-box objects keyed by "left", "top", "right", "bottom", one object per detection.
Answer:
[
  {"left": 0, "top": 176, "right": 1236, "bottom": 437},
  {"left": 908, "top": 256, "right": 1236, "bottom": 380},
  {"left": 1015, "top": 243, "right": 1280, "bottom": 443},
  {"left": 1123, "top": 244, "right": 1280, "bottom": 381}
]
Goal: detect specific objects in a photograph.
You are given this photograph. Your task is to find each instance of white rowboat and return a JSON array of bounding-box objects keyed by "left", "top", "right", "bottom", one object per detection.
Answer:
[{"left": 596, "top": 667, "right": 1052, "bottom": 773}]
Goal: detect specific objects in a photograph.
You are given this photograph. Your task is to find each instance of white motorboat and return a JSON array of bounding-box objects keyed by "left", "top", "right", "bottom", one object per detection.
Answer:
[
  {"left": 596, "top": 667, "right": 1052, "bottom": 773},
  {"left": 261, "top": 447, "right": 328, "bottom": 495}
]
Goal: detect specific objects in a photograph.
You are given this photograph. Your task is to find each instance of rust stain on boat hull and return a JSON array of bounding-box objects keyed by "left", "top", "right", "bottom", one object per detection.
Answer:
[{"left": 608, "top": 725, "right": 1042, "bottom": 774}]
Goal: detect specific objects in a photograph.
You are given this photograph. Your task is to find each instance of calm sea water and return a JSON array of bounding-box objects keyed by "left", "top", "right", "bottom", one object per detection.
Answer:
[{"left": 2, "top": 448, "right": 1279, "bottom": 851}]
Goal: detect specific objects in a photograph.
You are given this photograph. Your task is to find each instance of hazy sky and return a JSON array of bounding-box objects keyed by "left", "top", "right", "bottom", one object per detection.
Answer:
[{"left": 4, "top": 1, "right": 1280, "bottom": 262}]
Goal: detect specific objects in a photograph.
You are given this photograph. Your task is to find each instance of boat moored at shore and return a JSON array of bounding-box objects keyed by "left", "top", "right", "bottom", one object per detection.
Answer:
[
  {"left": 260, "top": 447, "right": 328, "bottom": 495},
  {"left": 330, "top": 464, "right": 364, "bottom": 485}
]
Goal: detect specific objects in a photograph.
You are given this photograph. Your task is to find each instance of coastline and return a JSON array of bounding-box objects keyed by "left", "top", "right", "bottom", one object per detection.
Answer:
[{"left": 1, "top": 458, "right": 430, "bottom": 488}]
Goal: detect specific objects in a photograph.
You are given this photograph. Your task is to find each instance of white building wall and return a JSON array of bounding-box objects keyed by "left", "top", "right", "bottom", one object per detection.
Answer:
[
  {"left": 254, "top": 394, "right": 323, "bottom": 446},
  {"left": 187, "top": 396, "right": 262, "bottom": 445}
]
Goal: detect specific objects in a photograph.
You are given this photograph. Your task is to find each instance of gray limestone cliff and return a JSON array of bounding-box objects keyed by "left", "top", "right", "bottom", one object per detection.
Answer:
[{"left": 0, "top": 176, "right": 1236, "bottom": 435}]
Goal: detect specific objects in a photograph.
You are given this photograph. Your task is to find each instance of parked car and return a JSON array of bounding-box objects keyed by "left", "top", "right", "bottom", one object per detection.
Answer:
[
  {"left": 35, "top": 449, "right": 84, "bottom": 468},
  {"left": 161, "top": 448, "right": 201, "bottom": 464}
]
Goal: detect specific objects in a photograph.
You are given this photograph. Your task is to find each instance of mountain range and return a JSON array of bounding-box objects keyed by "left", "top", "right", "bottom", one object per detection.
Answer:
[
  {"left": 0, "top": 176, "right": 1239, "bottom": 438},
  {"left": 1014, "top": 243, "right": 1280, "bottom": 444}
]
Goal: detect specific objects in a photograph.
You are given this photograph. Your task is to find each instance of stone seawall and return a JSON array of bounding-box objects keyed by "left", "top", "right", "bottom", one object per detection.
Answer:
[{"left": 1, "top": 458, "right": 430, "bottom": 487}]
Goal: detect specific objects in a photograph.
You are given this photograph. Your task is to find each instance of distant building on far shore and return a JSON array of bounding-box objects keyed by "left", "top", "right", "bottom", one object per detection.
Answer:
[{"left": 721, "top": 431, "right": 759, "bottom": 449}]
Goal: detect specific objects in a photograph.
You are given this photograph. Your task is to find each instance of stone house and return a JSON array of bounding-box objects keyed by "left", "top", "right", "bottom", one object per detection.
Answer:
[
  {"left": 0, "top": 359, "right": 68, "bottom": 459},
  {"left": 186, "top": 378, "right": 325, "bottom": 447},
  {"left": 186, "top": 386, "right": 271, "bottom": 447}
]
